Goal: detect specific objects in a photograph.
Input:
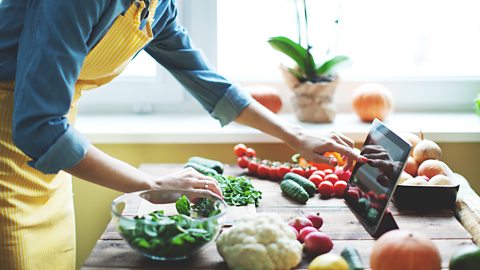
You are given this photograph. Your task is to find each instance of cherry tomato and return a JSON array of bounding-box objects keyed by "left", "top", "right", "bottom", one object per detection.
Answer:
[
  {"left": 318, "top": 181, "right": 334, "bottom": 198},
  {"left": 277, "top": 165, "right": 291, "bottom": 179},
  {"left": 247, "top": 161, "right": 258, "bottom": 175},
  {"left": 237, "top": 156, "right": 249, "bottom": 168},
  {"left": 345, "top": 188, "right": 360, "bottom": 202},
  {"left": 257, "top": 164, "right": 269, "bottom": 179},
  {"left": 324, "top": 174, "right": 339, "bottom": 184},
  {"left": 309, "top": 174, "right": 323, "bottom": 187},
  {"left": 233, "top": 143, "right": 247, "bottom": 157},
  {"left": 333, "top": 180, "right": 348, "bottom": 197},
  {"left": 268, "top": 167, "right": 280, "bottom": 181},
  {"left": 245, "top": 148, "right": 257, "bottom": 158},
  {"left": 324, "top": 169, "right": 334, "bottom": 175},
  {"left": 312, "top": 170, "right": 326, "bottom": 178},
  {"left": 304, "top": 166, "right": 317, "bottom": 178},
  {"left": 290, "top": 167, "right": 305, "bottom": 177}
]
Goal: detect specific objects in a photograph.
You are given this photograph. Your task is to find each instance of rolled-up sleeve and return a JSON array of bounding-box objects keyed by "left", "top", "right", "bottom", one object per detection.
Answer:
[
  {"left": 12, "top": 0, "right": 107, "bottom": 174},
  {"left": 145, "top": 1, "right": 252, "bottom": 126}
]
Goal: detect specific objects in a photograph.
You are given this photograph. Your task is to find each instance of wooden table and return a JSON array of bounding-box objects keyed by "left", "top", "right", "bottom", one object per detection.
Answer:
[{"left": 82, "top": 164, "right": 478, "bottom": 270}]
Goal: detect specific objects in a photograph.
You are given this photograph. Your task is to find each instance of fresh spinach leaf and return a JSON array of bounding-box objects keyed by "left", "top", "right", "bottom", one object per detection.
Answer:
[{"left": 175, "top": 195, "right": 191, "bottom": 216}]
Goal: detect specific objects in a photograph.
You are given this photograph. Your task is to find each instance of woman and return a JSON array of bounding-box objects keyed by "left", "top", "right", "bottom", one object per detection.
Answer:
[{"left": 0, "top": 0, "right": 365, "bottom": 269}]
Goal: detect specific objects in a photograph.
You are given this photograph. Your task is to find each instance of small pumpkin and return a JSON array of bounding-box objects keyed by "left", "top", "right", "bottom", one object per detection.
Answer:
[
  {"left": 246, "top": 86, "right": 283, "bottom": 114},
  {"left": 352, "top": 83, "right": 393, "bottom": 122},
  {"left": 370, "top": 230, "right": 441, "bottom": 270}
]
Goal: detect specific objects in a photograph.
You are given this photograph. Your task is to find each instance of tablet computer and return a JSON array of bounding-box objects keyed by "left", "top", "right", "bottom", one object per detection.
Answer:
[{"left": 344, "top": 119, "right": 411, "bottom": 236}]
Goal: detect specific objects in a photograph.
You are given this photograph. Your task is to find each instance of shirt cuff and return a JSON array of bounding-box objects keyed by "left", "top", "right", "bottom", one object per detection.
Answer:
[
  {"left": 28, "top": 127, "right": 90, "bottom": 174},
  {"left": 211, "top": 86, "right": 253, "bottom": 127}
]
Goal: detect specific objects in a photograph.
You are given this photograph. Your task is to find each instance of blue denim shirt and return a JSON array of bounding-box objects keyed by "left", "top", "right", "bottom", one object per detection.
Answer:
[{"left": 0, "top": 0, "right": 251, "bottom": 174}]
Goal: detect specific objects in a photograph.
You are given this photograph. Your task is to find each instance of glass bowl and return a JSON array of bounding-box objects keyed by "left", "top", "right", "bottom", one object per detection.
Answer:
[{"left": 111, "top": 189, "right": 227, "bottom": 261}]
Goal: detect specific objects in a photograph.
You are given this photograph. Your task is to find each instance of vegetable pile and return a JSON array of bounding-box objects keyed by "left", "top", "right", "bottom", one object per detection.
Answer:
[
  {"left": 118, "top": 196, "right": 221, "bottom": 259},
  {"left": 184, "top": 156, "right": 262, "bottom": 207}
]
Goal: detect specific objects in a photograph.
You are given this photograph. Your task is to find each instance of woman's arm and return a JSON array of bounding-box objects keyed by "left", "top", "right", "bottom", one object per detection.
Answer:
[
  {"left": 65, "top": 145, "right": 222, "bottom": 196},
  {"left": 235, "top": 101, "right": 367, "bottom": 169}
]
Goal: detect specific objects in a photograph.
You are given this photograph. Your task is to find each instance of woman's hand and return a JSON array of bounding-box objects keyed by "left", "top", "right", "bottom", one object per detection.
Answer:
[
  {"left": 290, "top": 130, "right": 368, "bottom": 170},
  {"left": 153, "top": 167, "right": 223, "bottom": 198}
]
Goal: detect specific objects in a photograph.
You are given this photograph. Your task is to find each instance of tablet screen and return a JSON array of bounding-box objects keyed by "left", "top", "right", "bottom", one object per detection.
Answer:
[{"left": 344, "top": 119, "right": 411, "bottom": 234}]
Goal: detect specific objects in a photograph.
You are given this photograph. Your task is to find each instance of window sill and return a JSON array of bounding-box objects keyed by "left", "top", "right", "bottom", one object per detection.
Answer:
[{"left": 75, "top": 112, "right": 480, "bottom": 144}]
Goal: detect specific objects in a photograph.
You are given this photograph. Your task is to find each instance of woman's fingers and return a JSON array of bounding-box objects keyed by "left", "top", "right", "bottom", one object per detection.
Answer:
[
  {"left": 330, "top": 132, "right": 354, "bottom": 148},
  {"left": 192, "top": 179, "right": 223, "bottom": 197}
]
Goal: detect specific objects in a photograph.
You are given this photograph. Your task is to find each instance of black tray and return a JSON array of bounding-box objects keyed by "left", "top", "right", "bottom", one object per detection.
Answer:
[{"left": 393, "top": 183, "right": 459, "bottom": 211}]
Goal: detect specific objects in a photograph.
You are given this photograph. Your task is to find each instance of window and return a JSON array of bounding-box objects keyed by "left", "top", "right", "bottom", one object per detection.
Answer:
[{"left": 78, "top": 0, "right": 480, "bottom": 114}]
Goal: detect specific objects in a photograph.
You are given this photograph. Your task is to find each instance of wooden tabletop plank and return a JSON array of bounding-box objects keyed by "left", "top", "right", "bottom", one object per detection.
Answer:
[{"left": 83, "top": 238, "right": 476, "bottom": 269}]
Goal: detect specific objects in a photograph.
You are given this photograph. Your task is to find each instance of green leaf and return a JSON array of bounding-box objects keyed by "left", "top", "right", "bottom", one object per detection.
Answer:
[
  {"left": 316, "top": 55, "right": 351, "bottom": 76},
  {"left": 175, "top": 195, "right": 191, "bottom": 216},
  {"left": 475, "top": 93, "right": 480, "bottom": 115},
  {"left": 268, "top": 36, "right": 315, "bottom": 75}
]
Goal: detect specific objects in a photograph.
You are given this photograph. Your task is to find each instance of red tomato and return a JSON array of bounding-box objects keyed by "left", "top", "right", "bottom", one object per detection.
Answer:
[
  {"left": 324, "top": 174, "right": 339, "bottom": 184},
  {"left": 323, "top": 169, "right": 334, "bottom": 175},
  {"left": 233, "top": 143, "right": 247, "bottom": 157},
  {"left": 312, "top": 170, "right": 326, "bottom": 178},
  {"left": 277, "top": 165, "right": 291, "bottom": 179},
  {"left": 268, "top": 167, "right": 280, "bottom": 181},
  {"left": 333, "top": 180, "right": 348, "bottom": 197},
  {"left": 304, "top": 166, "right": 317, "bottom": 178},
  {"left": 309, "top": 174, "right": 323, "bottom": 187},
  {"left": 237, "top": 156, "right": 249, "bottom": 168},
  {"left": 245, "top": 148, "right": 257, "bottom": 157},
  {"left": 257, "top": 164, "right": 269, "bottom": 179},
  {"left": 291, "top": 167, "right": 305, "bottom": 177},
  {"left": 318, "top": 181, "right": 334, "bottom": 198},
  {"left": 247, "top": 161, "right": 258, "bottom": 175},
  {"left": 345, "top": 188, "right": 360, "bottom": 202}
]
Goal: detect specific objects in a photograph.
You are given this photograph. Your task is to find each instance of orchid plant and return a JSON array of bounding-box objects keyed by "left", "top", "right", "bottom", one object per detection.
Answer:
[{"left": 268, "top": 0, "right": 350, "bottom": 83}]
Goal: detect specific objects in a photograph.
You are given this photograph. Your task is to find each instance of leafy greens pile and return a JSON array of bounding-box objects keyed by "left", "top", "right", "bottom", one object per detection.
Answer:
[
  {"left": 213, "top": 174, "right": 262, "bottom": 207},
  {"left": 119, "top": 196, "right": 221, "bottom": 258}
]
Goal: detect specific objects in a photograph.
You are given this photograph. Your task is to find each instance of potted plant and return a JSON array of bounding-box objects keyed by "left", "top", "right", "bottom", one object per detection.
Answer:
[{"left": 268, "top": 0, "right": 350, "bottom": 123}]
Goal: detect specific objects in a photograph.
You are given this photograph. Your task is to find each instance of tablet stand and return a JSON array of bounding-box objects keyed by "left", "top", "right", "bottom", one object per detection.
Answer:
[{"left": 372, "top": 211, "right": 399, "bottom": 239}]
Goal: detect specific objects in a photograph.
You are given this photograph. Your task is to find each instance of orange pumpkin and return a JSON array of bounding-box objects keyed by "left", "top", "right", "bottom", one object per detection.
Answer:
[
  {"left": 370, "top": 230, "right": 441, "bottom": 270},
  {"left": 352, "top": 83, "right": 393, "bottom": 122},
  {"left": 246, "top": 86, "right": 282, "bottom": 114}
]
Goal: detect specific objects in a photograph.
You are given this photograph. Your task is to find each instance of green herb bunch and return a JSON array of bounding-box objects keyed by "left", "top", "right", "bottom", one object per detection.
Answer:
[{"left": 213, "top": 174, "right": 262, "bottom": 207}]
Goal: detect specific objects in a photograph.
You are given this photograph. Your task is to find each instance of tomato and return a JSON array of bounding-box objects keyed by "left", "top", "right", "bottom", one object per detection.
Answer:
[
  {"left": 312, "top": 170, "right": 326, "bottom": 178},
  {"left": 277, "top": 165, "right": 291, "bottom": 179},
  {"left": 318, "top": 181, "right": 334, "bottom": 198},
  {"left": 237, "top": 156, "right": 249, "bottom": 168},
  {"left": 268, "top": 167, "right": 280, "bottom": 181},
  {"left": 345, "top": 188, "right": 360, "bottom": 202},
  {"left": 245, "top": 148, "right": 257, "bottom": 157},
  {"left": 324, "top": 174, "right": 339, "bottom": 184},
  {"left": 291, "top": 167, "right": 305, "bottom": 177},
  {"left": 304, "top": 166, "right": 317, "bottom": 178},
  {"left": 247, "top": 161, "right": 258, "bottom": 175},
  {"left": 309, "top": 174, "right": 323, "bottom": 188},
  {"left": 333, "top": 180, "right": 348, "bottom": 197},
  {"left": 257, "top": 164, "right": 270, "bottom": 179},
  {"left": 233, "top": 143, "right": 247, "bottom": 157},
  {"left": 323, "top": 169, "right": 334, "bottom": 175}
]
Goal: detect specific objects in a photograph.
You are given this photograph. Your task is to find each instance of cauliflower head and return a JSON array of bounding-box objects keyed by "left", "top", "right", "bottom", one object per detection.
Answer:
[{"left": 216, "top": 213, "right": 302, "bottom": 270}]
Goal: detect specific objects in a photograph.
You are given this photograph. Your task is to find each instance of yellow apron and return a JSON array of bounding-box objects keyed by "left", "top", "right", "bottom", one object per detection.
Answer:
[{"left": 0, "top": 1, "right": 157, "bottom": 269}]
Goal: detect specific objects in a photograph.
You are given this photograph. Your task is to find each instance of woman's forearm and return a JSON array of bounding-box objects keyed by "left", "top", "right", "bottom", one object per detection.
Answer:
[
  {"left": 235, "top": 101, "right": 304, "bottom": 149},
  {"left": 65, "top": 145, "right": 156, "bottom": 193}
]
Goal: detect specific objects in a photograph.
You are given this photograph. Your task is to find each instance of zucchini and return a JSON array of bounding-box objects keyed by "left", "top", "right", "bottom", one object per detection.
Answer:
[
  {"left": 187, "top": 156, "right": 224, "bottom": 174},
  {"left": 184, "top": 162, "right": 218, "bottom": 176},
  {"left": 283, "top": 172, "right": 316, "bottom": 197},
  {"left": 280, "top": 180, "right": 309, "bottom": 204},
  {"left": 340, "top": 246, "right": 364, "bottom": 270}
]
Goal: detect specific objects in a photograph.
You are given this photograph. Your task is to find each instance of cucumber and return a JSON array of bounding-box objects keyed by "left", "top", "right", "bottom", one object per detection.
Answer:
[
  {"left": 184, "top": 162, "right": 218, "bottom": 176},
  {"left": 280, "top": 180, "right": 309, "bottom": 204},
  {"left": 187, "top": 156, "right": 224, "bottom": 174},
  {"left": 283, "top": 172, "right": 316, "bottom": 197},
  {"left": 340, "top": 246, "right": 364, "bottom": 270}
]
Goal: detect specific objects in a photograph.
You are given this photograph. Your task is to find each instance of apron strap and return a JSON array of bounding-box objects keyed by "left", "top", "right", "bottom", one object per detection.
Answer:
[
  {"left": 124, "top": 0, "right": 146, "bottom": 27},
  {"left": 147, "top": 0, "right": 158, "bottom": 24}
]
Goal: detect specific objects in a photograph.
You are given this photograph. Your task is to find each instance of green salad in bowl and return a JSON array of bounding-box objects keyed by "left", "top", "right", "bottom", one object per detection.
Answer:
[{"left": 111, "top": 189, "right": 226, "bottom": 260}]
